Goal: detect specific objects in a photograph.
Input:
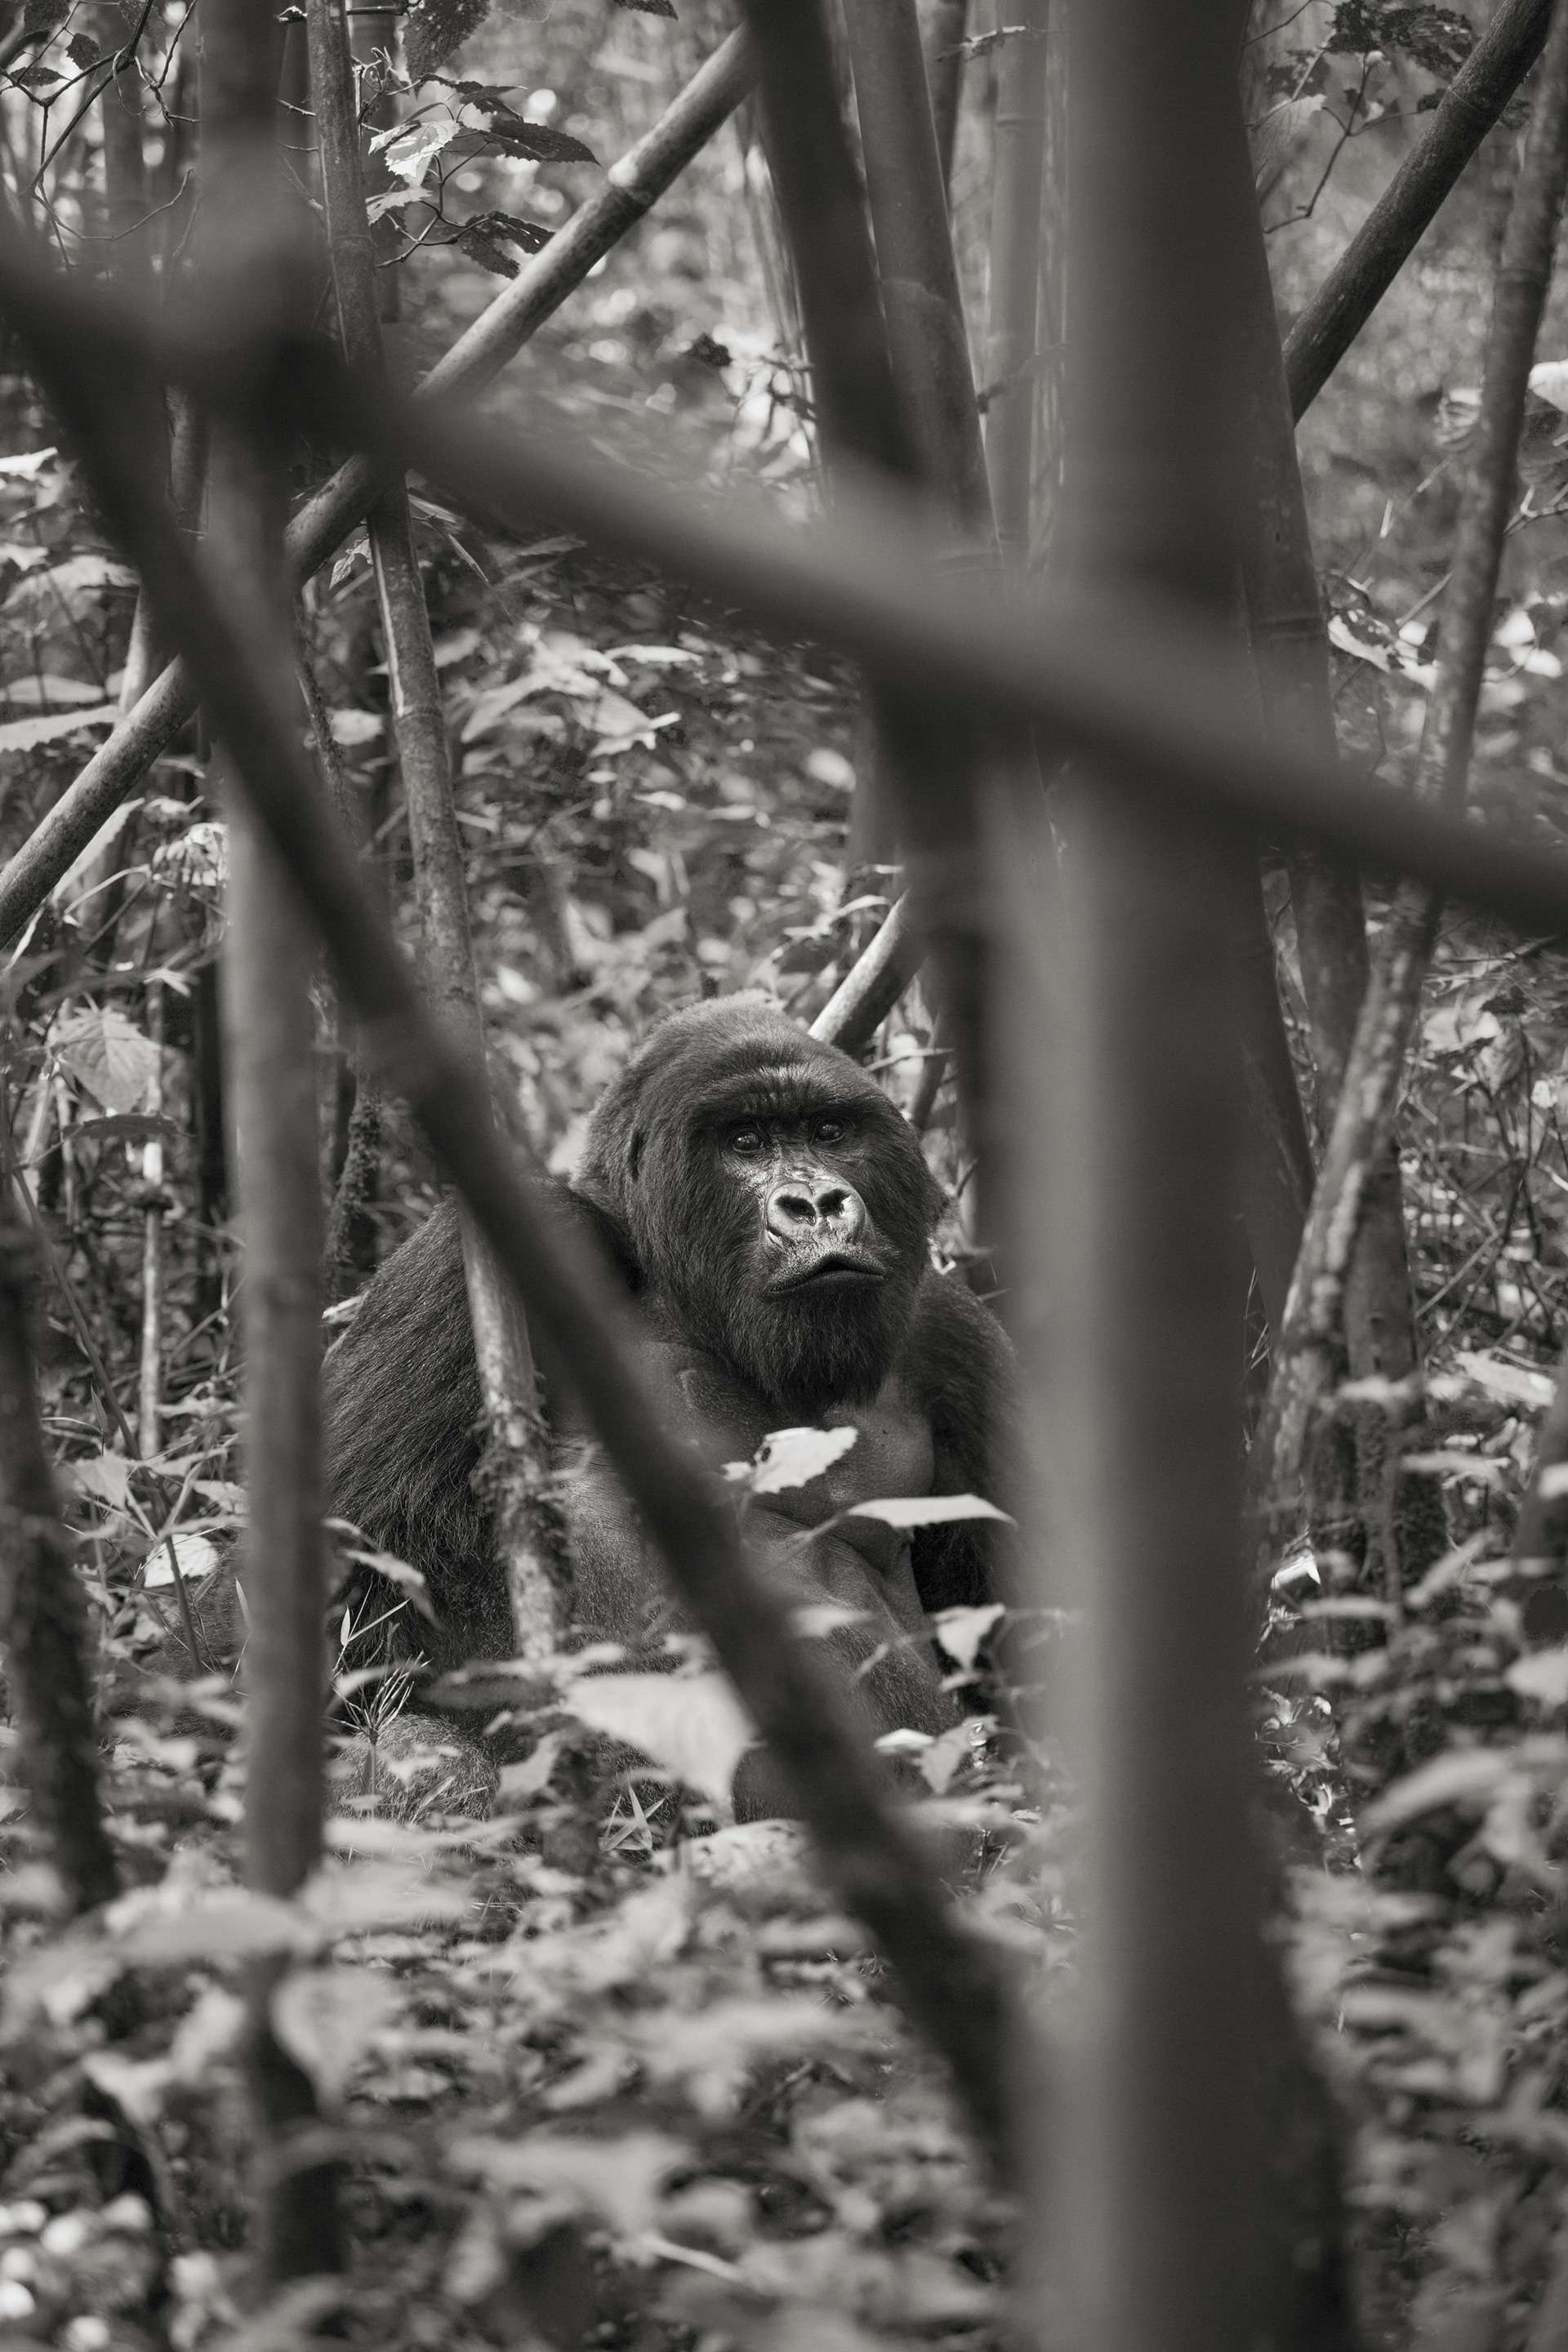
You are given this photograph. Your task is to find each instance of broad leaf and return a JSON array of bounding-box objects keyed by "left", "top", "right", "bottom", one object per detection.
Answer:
[
  {"left": 404, "top": 0, "right": 490, "bottom": 83},
  {"left": 563, "top": 1670, "right": 755, "bottom": 1808},
  {"left": 53, "top": 1004, "right": 160, "bottom": 1115},
  {"left": 742, "top": 1424, "right": 858, "bottom": 1494},
  {"left": 849, "top": 1493, "right": 1012, "bottom": 1529}
]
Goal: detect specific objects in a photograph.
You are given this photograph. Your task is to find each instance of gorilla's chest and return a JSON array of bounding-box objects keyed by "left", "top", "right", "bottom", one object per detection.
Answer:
[{"left": 661, "top": 1345, "right": 935, "bottom": 1576}]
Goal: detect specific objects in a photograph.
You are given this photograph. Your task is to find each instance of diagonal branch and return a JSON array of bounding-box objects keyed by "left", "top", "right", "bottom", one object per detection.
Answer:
[{"left": 1285, "top": 0, "right": 1551, "bottom": 418}]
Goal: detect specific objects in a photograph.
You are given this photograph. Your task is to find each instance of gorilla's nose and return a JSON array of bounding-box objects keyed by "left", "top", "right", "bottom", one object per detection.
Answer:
[{"left": 765, "top": 1176, "right": 866, "bottom": 1243}]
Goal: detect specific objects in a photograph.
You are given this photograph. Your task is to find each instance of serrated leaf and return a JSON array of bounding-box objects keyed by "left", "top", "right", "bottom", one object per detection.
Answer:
[
  {"left": 372, "top": 114, "right": 458, "bottom": 186},
  {"left": 405, "top": 0, "right": 491, "bottom": 82},
  {"left": 849, "top": 1492, "right": 1012, "bottom": 1529},
  {"left": 562, "top": 1670, "right": 754, "bottom": 1807},
  {"left": 365, "top": 185, "right": 428, "bottom": 223},
  {"left": 481, "top": 118, "right": 595, "bottom": 163},
  {"left": 53, "top": 1004, "right": 159, "bottom": 1114},
  {"left": 1252, "top": 92, "right": 1324, "bottom": 186},
  {"left": 464, "top": 205, "right": 552, "bottom": 253},
  {"left": 455, "top": 225, "right": 519, "bottom": 278}
]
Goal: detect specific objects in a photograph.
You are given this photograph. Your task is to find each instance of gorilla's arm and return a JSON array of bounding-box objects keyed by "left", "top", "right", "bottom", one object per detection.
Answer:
[
  {"left": 322, "top": 1184, "right": 634, "bottom": 1668},
  {"left": 906, "top": 1270, "right": 1018, "bottom": 1616},
  {"left": 559, "top": 1336, "right": 956, "bottom": 1754}
]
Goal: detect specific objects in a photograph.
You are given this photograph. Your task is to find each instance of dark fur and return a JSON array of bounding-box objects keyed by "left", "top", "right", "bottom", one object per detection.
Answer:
[
  {"left": 577, "top": 998, "right": 938, "bottom": 1421},
  {"left": 323, "top": 999, "right": 1011, "bottom": 1695}
]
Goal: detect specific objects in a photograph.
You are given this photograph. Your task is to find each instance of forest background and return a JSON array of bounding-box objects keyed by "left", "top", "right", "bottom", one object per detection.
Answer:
[{"left": 2, "top": 0, "right": 1568, "bottom": 2348}]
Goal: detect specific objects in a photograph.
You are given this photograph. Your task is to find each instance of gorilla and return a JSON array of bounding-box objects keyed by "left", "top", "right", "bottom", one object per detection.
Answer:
[{"left": 323, "top": 995, "right": 1013, "bottom": 1814}]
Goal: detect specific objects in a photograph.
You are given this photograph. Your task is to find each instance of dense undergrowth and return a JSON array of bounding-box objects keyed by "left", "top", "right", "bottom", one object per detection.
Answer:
[{"left": 8, "top": 0, "right": 1568, "bottom": 2343}]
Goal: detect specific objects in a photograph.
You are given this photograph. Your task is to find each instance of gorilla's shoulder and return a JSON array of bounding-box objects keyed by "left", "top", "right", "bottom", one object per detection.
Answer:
[{"left": 907, "top": 1266, "right": 1013, "bottom": 1391}]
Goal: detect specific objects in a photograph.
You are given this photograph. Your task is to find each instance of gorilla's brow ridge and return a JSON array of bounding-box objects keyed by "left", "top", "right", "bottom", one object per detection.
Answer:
[{"left": 686, "top": 1062, "right": 874, "bottom": 1126}]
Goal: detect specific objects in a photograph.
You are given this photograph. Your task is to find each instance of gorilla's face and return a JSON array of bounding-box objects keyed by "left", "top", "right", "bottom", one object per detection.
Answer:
[{"left": 578, "top": 1004, "right": 936, "bottom": 1416}]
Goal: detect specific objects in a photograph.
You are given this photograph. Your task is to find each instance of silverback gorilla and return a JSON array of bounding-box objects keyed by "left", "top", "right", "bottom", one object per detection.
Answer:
[{"left": 322, "top": 996, "right": 1013, "bottom": 1815}]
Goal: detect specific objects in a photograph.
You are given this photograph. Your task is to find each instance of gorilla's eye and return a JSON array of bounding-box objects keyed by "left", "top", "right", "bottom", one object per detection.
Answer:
[
  {"left": 727, "top": 1124, "right": 766, "bottom": 1156},
  {"left": 811, "top": 1116, "right": 847, "bottom": 1147}
]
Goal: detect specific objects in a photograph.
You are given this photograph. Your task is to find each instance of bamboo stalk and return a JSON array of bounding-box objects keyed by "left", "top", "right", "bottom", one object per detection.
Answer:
[
  {"left": 808, "top": 892, "right": 920, "bottom": 1051},
  {"left": 136, "top": 977, "right": 164, "bottom": 1458},
  {"left": 0, "top": 33, "right": 756, "bottom": 953},
  {"left": 306, "top": 0, "right": 563, "bottom": 1659},
  {"left": 1229, "top": 80, "right": 1430, "bottom": 1576},
  {"left": 983, "top": 0, "right": 1049, "bottom": 559},
  {"left": 201, "top": 0, "right": 341, "bottom": 2283},
  {"left": 1052, "top": 7, "right": 1264, "bottom": 2344},
  {"left": 923, "top": 0, "right": 968, "bottom": 198},
  {"left": 840, "top": 0, "right": 991, "bottom": 527},
  {"left": 1259, "top": 0, "right": 1568, "bottom": 1544}
]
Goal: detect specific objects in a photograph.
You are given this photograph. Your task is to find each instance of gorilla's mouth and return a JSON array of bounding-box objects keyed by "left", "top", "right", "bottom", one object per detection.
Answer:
[{"left": 768, "top": 1251, "right": 884, "bottom": 1295}]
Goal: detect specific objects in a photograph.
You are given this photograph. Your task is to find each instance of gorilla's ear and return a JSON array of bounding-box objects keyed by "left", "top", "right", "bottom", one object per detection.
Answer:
[
  {"left": 626, "top": 1126, "right": 645, "bottom": 1183},
  {"left": 559, "top": 1183, "right": 641, "bottom": 1294}
]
